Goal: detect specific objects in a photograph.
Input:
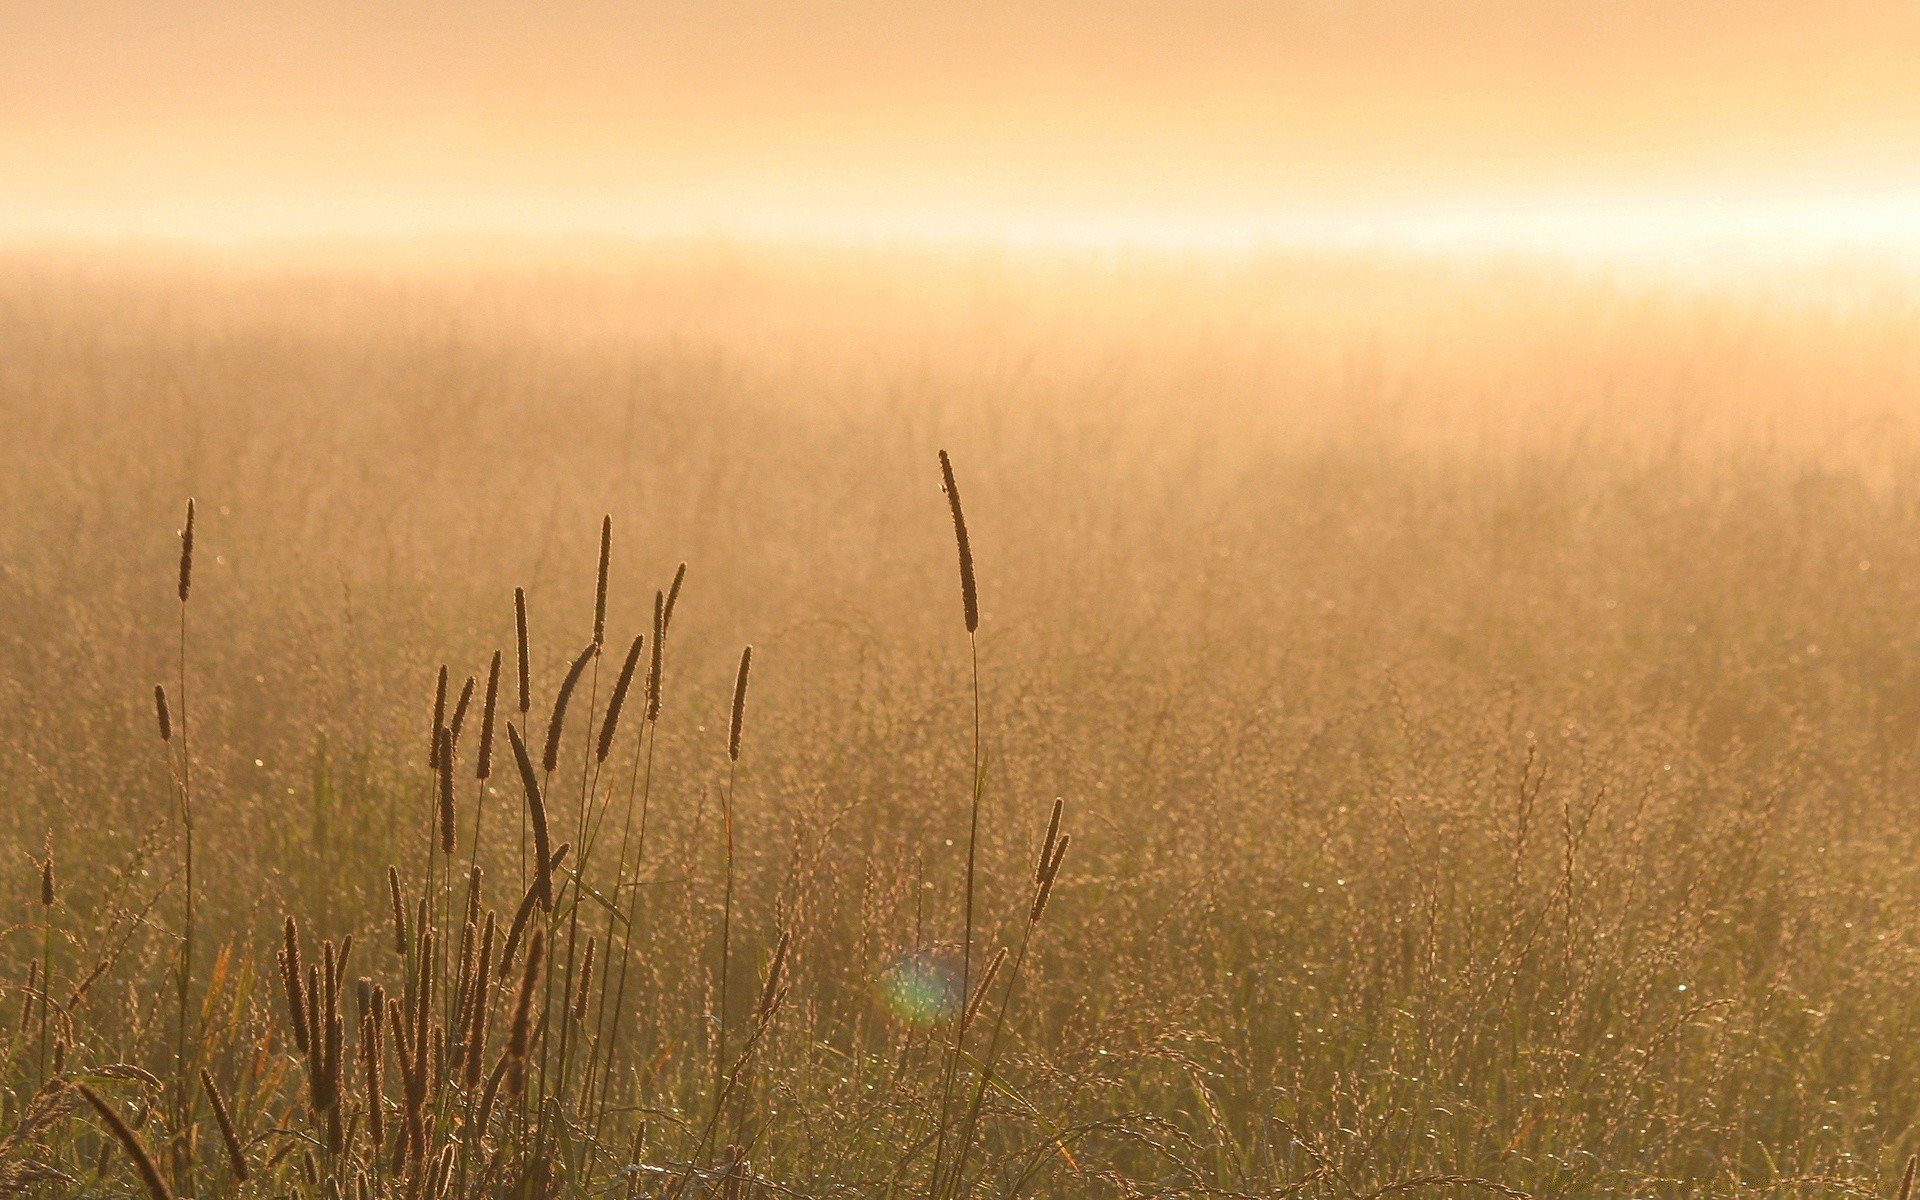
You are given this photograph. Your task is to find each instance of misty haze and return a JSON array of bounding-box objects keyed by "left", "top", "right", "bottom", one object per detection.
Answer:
[{"left": 6, "top": 5, "right": 1920, "bottom": 1199}]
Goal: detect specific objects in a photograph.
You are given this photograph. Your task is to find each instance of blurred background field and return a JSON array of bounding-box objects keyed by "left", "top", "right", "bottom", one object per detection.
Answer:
[{"left": 11, "top": 245, "right": 1920, "bottom": 1195}]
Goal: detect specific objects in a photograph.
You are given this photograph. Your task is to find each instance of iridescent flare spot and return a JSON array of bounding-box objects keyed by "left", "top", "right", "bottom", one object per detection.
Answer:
[{"left": 877, "top": 948, "right": 963, "bottom": 1026}]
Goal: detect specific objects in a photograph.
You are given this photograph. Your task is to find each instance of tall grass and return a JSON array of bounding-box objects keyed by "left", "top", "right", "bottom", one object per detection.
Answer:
[
  {"left": 10, "top": 250, "right": 1920, "bottom": 1197},
  {"left": 15, "top": 441, "right": 1061, "bottom": 1197}
]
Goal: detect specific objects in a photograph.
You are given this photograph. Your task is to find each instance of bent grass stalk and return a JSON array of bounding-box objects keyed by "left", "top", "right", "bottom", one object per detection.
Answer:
[
  {"left": 200, "top": 1067, "right": 249, "bottom": 1183},
  {"left": 82, "top": 1082, "right": 175, "bottom": 1200}
]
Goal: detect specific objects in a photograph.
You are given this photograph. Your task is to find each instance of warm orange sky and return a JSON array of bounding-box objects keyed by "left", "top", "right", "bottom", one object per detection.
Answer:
[{"left": 7, "top": 1, "right": 1920, "bottom": 249}]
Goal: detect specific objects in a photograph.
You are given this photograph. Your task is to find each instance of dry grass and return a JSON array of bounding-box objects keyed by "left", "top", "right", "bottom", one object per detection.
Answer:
[{"left": 5, "top": 245, "right": 1920, "bottom": 1197}]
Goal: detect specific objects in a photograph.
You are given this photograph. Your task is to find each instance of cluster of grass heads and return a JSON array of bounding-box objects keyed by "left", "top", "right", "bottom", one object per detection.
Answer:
[
  {"left": 10, "top": 250, "right": 1920, "bottom": 1196},
  {"left": 9, "top": 444, "right": 1079, "bottom": 1200}
]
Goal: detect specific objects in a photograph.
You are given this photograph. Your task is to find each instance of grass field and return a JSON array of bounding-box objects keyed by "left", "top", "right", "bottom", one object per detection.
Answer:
[{"left": 7, "top": 244, "right": 1920, "bottom": 1197}]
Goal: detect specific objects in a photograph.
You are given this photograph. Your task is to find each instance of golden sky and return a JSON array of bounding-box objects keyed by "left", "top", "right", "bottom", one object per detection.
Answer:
[{"left": 7, "top": 1, "right": 1920, "bottom": 248}]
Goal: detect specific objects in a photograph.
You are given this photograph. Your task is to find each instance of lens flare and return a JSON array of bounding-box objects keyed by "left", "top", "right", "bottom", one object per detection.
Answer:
[{"left": 877, "top": 949, "right": 963, "bottom": 1027}]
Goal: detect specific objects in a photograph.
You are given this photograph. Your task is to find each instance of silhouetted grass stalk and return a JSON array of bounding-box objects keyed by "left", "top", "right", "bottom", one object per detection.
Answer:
[
  {"left": 584, "top": 586, "right": 672, "bottom": 1178},
  {"left": 172, "top": 498, "right": 198, "bottom": 1193},
  {"left": 929, "top": 450, "right": 983, "bottom": 1198},
  {"left": 708, "top": 645, "right": 752, "bottom": 1156},
  {"left": 946, "top": 801, "right": 1069, "bottom": 1197}
]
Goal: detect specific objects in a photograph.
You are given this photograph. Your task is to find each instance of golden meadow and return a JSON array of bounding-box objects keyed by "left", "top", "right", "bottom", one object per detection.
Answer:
[{"left": 7, "top": 244, "right": 1920, "bottom": 1197}]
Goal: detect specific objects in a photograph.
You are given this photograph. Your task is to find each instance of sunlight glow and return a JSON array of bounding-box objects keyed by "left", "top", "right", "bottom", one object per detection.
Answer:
[{"left": 11, "top": 191, "right": 1920, "bottom": 267}]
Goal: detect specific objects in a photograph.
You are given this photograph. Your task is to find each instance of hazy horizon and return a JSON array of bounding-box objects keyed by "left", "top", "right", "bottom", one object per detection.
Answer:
[{"left": 9, "top": 2, "right": 1920, "bottom": 255}]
